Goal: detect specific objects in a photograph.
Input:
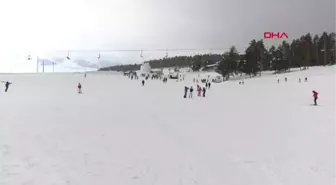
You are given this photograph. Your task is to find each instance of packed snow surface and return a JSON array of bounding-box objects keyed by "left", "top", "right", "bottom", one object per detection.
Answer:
[{"left": 0, "top": 66, "right": 335, "bottom": 185}]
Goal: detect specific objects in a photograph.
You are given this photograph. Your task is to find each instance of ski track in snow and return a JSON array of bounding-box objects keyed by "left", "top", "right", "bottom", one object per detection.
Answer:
[{"left": 0, "top": 66, "right": 335, "bottom": 185}]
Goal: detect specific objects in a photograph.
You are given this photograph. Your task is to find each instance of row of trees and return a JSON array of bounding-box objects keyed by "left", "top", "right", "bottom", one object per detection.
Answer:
[
  {"left": 217, "top": 32, "right": 335, "bottom": 79},
  {"left": 99, "top": 32, "right": 336, "bottom": 79}
]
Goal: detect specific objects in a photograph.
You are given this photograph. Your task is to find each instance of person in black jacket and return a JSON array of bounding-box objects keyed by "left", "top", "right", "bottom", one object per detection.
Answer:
[
  {"left": 2, "top": 81, "right": 12, "bottom": 92},
  {"left": 184, "top": 86, "right": 189, "bottom": 98},
  {"left": 202, "top": 87, "right": 206, "bottom": 97},
  {"left": 189, "top": 86, "right": 194, "bottom": 98}
]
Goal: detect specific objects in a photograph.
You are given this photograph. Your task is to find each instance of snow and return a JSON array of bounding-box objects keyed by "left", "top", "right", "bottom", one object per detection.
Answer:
[{"left": 0, "top": 66, "right": 335, "bottom": 185}]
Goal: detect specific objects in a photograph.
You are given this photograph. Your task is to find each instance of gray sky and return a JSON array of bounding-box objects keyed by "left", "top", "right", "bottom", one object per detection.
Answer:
[{"left": 0, "top": 0, "right": 334, "bottom": 72}]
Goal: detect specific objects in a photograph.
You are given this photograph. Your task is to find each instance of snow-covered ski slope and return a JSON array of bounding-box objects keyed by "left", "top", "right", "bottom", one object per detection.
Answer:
[{"left": 0, "top": 66, "right": 335, "bottom": 185}]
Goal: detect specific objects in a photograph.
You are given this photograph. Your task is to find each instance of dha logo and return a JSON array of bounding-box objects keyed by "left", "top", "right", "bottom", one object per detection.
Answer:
[{"left": 264, "top": 32, "right": 288, "bottom": 39}]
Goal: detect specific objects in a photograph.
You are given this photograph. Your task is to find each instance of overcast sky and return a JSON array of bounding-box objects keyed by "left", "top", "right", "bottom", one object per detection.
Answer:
[{"left": 0, "top": 0, "right": 334, "bottom": 72}]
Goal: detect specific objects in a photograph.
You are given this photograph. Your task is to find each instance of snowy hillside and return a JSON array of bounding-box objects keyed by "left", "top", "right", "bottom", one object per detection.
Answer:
[{"left": 0, "top": 66, "right": 335, "bottom": 185}]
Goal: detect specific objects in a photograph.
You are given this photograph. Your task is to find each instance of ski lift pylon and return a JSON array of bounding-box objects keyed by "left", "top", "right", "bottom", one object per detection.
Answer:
[
  {"left": 66, "top": 51, "right": 71, "bottom": 60},
  {"left": 140, "top": 50, "right": 144, "bottom": 58}
]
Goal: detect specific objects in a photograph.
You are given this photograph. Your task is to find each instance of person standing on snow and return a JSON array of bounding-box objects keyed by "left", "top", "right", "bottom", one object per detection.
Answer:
[
  {"left": 202, "top": 87, "right": 206, "bottom": 97},
  {"left": 312, "top": 90, "right": 318, "bottom": 105},
  {"left": 197, "top": 85, "right": 202, "bottom": 96},
  {"left": 189, "top": 86, "right": 194, "bottom": 98},
  {"left": 78, "top": 83, "right": 82, "bottom": 94},
  {"left": 3, "top": 81, "right": 12, "bottom": 92},
  {"left": 184, "top": 86, "right": 189, "bottom": 98}
]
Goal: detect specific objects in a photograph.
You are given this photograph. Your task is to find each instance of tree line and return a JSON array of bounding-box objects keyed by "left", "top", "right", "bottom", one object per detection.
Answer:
[{"left": 99, "top": 32, "right": 335, "bottom": 79}]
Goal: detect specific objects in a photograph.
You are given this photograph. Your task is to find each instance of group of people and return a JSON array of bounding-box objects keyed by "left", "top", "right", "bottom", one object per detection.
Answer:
[
  {"left": 184, "top": 82, "right": 211, "bottom": 99},
  {"left": 277, "top": 77, "right": 308, "bottom": 83}
]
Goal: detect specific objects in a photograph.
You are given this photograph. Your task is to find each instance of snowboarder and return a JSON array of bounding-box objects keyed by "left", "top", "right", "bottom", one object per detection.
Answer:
[
  {"left": 3, "top": 81, "right": 12, "bottom": 92},
  {"left": 184, "top": 86, "right": 189, "bottom": 98},
  {"left": 189, "top": 86, "right": 194, "bottom": 98},
  {"left": 312, "top": 90, "right": 318, "bottom": 105},
  {"left": 77, "top": 83, "right": 82, "bottom": 94},
  {"left": 202, "top": 87, "right": 206, "bottom": 97},
  {"left": 142, "top": 80, "right": 145, "bottom": 86}
]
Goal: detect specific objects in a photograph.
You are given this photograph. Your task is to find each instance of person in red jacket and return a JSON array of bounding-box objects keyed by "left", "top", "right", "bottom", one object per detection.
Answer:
[
  {"left": 197, "top": 85, "right": 202, "bottom": 96},
  {"left": 312, "top": 90, "right": 318, "bottom": 105},
  {"left": 78, "top": 83, "right": 82, "bottom": 94}
]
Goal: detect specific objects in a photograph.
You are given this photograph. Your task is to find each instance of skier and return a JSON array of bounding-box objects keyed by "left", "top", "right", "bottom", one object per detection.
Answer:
[
  {"left": 202, "top": 87, "right": 206, "bottom": 97},
  {"left": 77, "top": 83, "right": 82, "bottom": 94},
  {"left": 197, "top": 85, "right": 202, "bottom": 96},
  {"left": 3, "top": 81, "right": 12, "bottom": 92},
  {"left": 299, "top": 78, "right": 301, "bottom": 83},
  {"left": 305, "top": 77, "right": 308, "bottom": 82},
  {"left": 312, "top": 90, "right": 318, "bottom": 105},
  {"left": 285, "top": 77, "right": 287, "bottom": 82},
  {"left": 142, "top": 80, "right": 145, "bottom": 86},
  {"left": 208, "top": 82, "right": 211, "bottom": 89},
  {"left": 84, "top": 73, "right": 87, "bottom": 78},
  {"left": 184, "top": 86, "right": 189, "bottom": 98},
  {"left": 277, "top": 79, "right": 280, "bottom": 83},
  {"left": 241, "top": 81, "right": 244, "bottom": 85},
  {"left": 189, "top": 86, "right": 194, "bottom": 98}
]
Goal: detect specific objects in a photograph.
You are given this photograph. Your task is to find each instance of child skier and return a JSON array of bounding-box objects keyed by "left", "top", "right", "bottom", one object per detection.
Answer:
[
  {"left": 312, "top": 90, "right": 318, "bottom": 105},
  {"left": 78, "top": 83, "right": 82, "bottom": 94}
]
